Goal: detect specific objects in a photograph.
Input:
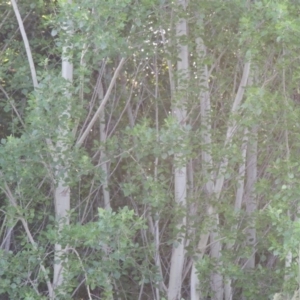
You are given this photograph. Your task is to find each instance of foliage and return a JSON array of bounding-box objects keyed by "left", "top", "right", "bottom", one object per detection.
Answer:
[{"left": 1, "top": 0, "right": 300, "bottom": 299}]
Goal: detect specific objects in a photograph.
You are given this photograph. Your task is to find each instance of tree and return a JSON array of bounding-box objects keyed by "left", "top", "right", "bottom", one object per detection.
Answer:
[{"left": 1, "top": 0, "right": 300, "bottom": 299}]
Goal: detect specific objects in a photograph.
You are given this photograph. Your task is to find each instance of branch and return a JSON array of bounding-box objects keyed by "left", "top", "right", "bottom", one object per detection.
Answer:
[
  {"left": 0, "top": 84, "right": 26, "bottom": 128},
  {"left": 76, "top": 57, "right": 126, "bottom": 147},
  {"left": 0, "top": 173, "right": 53, "bottom": 297},
  {"left": 11, "top": 0, "right": 38, "bottom": 89}
]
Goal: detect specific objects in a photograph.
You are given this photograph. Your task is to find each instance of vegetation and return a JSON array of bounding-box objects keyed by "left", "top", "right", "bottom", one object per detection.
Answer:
[{"left": 1, "top": 0, "right": 300, "bottom": 299}]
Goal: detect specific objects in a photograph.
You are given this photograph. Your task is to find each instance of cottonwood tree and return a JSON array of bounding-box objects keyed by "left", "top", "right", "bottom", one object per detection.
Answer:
[
  {"left": 167, "top": 0, "right": 189, "bottom": 299},
  {"left": 1, "top": 0, "right": 300, "bottom": 299}
]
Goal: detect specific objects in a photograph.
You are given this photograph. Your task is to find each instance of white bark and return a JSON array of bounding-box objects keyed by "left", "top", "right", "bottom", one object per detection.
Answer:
[
  {"left": 282, "top": 63, "right": 293, "bottom": 281},
  {"left": 167, "top": 0, "right": 188, "bottom": 299},
  {"left": 168, "top": 168, "right": 187, "bottom": 300},
  {"left": 191, "top": 35, "right": 214, "bottom": 300},
  {"left": 10, "top": 2, "right": 54, "bottom": 296},
  {"left": 192, "top": 48, "right": 251, "bottom": 299},
  {"left": 244, "top": 68, "right": 258, "bottom": 270},
  {"left": 190, "top": 232, "right": 210, "bottom": 300},
  {"left": 244, "top": 126, "right": 258, "bottom": 269},
  {"left": 210, "top": 230, "right": 223, "bottom": 300},
  {"left": 98, "top": 80, "right": 111, "bottom": 210},
  {"left": 234, "top": 130, "right": 249, "bottom": 212},
  {"left": 53, "top": 183, "right": 70, "bottom": 288},
  {"left": 224, "top": 128, "right": 248, "bottom": 300},
  {"left": 11, "top": 0, "right": 38, "bottom": 88},
  {"left": 154, "top": 55, "right": 164, "bottom": 300},
  {"left": 76, "top": 58, "right": 126, "bottom": 147},
  {"left": 210, "top": 62, "right": 250, "bottom": 300},
  {"left": 224, "top": 64, "right": 253, "bottom": 299},
  {"left": 53, "top": 3, "right": 73, "bottom": 291},
  {"left": 214, "top": 61, "right": 251, "bottom": 196}
]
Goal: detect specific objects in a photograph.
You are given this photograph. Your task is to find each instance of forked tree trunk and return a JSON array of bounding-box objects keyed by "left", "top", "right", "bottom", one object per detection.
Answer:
[
  {"left": 167, "top": 0, "right": 189, "bottom": 298},
  {"left": 223, "top": 66, "right": 256, "bottom": 300},
  {"left": 192, "top": 53, "right": 251, "bottom": 299},
  {"left": 210, "top": 61, "right": 250, "bottom": 300}
]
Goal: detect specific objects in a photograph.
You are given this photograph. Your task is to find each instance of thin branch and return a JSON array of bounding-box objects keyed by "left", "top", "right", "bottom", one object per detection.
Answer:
[
  {"left": 0, "top": 10, "right": 11, "bottom": 32},
  {"left": 0, "top": 84, "right": 26, "bottom": 128},
  {"left": 0, "top": 173, "right": 53, "bottom": 297},
  {"left": 207, "top": 47, "right": 227, "bottom": 79},
  {"left": 68, "top": 247, "right": 92, "bottom": 300},
  {"left": 0, "top": 9, "right": 32, "bottom": 58},
  {"left": 76, "top": 57, "right": 126, "bottom": 147},
  {"left": 11, "top": 0, "right": 38, "bottom": 89}
]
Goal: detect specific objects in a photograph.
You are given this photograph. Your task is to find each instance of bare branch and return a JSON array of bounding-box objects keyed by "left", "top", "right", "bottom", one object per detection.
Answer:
[
  {"left": 76, "top": 57, "right": 126, "bottom": 147},
  {"left": 11, "top": 0, "right": 38, "bottom": 89}
]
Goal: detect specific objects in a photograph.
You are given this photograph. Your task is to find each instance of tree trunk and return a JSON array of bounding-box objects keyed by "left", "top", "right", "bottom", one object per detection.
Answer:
[
  {"left": 53, "top": 1, "right": 73, "bottom": 291},
  {"left": 190, "top": 35, "right": 214, "bottom": 300},
  {"left": 99, "top": 79, "right": 111, "bottom": 210},
  {"left": 224, "top": 128, "right": 248, "bottom": 300},
  {"left": 244, "top": 126, "right": 258, "bottom": 269},
  {"left": 167, "top": 0, "right": 189, "bottom": 298},
  {"left": 192, "top": 56, "right": 251, "bottom": 299}
]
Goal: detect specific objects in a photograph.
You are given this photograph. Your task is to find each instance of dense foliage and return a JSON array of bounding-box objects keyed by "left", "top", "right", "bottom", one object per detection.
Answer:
[{"left": 1, "top": 0, "right": 300, "bottom": 299}]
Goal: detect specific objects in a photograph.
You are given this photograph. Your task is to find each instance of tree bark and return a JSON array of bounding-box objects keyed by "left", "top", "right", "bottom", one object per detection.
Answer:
[
  {"left": 224, "top": 128, "right": 248, "bottom": 300},
  {"left": 190, "top": 35, "right": 214, "bottom": 300},
  {"left": 244, "top": 126, "right": 258, "bottom": 269},
  {"left": 167, "top": 0, "right": 189, "bottom": 299},
  {"left": 53, "top": 1, "right": 73, "bottom": 292}
]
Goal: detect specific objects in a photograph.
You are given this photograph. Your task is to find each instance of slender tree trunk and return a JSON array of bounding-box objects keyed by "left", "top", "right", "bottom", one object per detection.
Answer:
[
  {"left": 167, "top": 0, "right": 189, "bottom": 298},
  {"left": 224, "top": 65, "right": 255, "bottom": 299},
  {"left": 53, "top": 1, "right": 73, "bottom": 291},
  {"left": 190, "top": 35, "right": 214, "bottom": 300},
  {"left": 224, "top": 127, "right": 248, "bottom": 300},
  {"left": 211, "top": 62, "right": 250, "bottom": 300},
  {"left": 98, "top": 80, "right": 111, "bottom": 210},
  {"left": 1, "top": 224, "right": 13, "bottom": 251},
  {"left": 282, "top": 61, "right": 293, "bottom": 286},
  {"left": 10, "top": 0, "right": 55, "bottom": 295},
  {"left": 244, "top": 69, "right": 257, "bottom": 271},
  {"left": 192, "top": 55, "right": 251, "bottom": 299},
  {"left": 11, "top": 0, "right": 38, "bottom": 89},
  {"left": 153, "top": 53, "right": 164, "bottom": 300},
  {"left": 244, "top": 126, "right": 257, "bottom": 270}
]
